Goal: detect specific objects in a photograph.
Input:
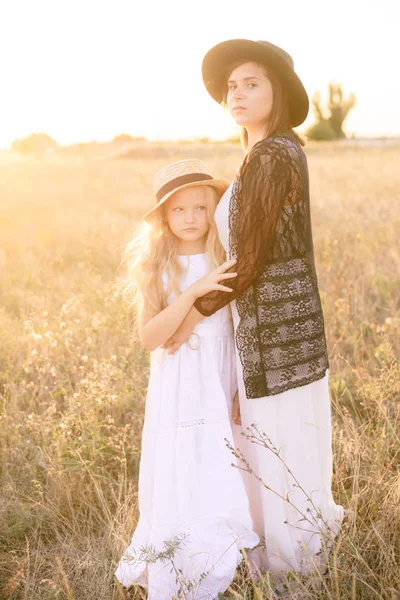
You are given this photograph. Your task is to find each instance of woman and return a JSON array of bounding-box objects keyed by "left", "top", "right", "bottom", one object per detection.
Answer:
[{"left": 165, "top": 39, "right": 344, "bottom": 583}]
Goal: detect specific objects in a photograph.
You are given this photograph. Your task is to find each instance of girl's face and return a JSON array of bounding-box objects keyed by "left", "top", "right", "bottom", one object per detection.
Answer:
[
  {"left": 226, "top": 61, "right": 273, "bottom": 128},
  {"left": 164, "top": 186, "right": 210, "bottom": 252}
]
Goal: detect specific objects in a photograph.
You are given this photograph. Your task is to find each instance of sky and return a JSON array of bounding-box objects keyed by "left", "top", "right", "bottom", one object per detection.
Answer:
[{"left": 0, "top": 0, "right": 399, "bottom": 147}]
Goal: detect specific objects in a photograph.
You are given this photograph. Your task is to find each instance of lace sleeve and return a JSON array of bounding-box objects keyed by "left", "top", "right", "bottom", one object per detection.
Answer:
[{"left": 194, "top": 139, "right": 297, "bottom": 317}]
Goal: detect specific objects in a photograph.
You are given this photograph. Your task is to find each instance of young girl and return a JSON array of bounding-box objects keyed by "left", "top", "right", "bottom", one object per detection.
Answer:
[{"left": 114, "top": 159, "right": 259, "bottom": 599}]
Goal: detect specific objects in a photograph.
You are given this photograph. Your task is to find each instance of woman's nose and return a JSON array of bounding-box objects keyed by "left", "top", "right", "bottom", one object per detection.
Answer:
[{"left": 234, "top": 87, "right": 244, "bottom": 100}]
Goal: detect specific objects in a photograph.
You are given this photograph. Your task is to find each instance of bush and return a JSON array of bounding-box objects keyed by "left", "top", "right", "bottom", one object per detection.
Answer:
[
  {"left": 306, "top": 121, "right": 337, "bottom": 141},
  {"left": 112, "top": 134, "right": 146, "bottom": 144},
  {"left": 11, "top": 133, "right": 58, "bottom": 154}
]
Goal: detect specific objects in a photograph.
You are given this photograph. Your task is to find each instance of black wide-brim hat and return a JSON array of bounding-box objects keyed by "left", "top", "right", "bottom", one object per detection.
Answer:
[{"left": 202, "top": 39, "right": 309, "bottom": 127}]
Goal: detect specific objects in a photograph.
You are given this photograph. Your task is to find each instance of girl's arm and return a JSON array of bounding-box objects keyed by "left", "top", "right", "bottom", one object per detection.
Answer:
[
  {"left": 162, "top": 305, "right": 204, "bottom": 354},
  {"left": 139, "top": 288, "right": 199, "bottom": 352},
  {"left": 139, "top": 258, "right": 237, "bottom": 351}
]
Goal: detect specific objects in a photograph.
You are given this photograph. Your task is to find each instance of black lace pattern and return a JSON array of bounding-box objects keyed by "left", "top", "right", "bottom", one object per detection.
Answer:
[{"left": 194, "top": 131, "right": 329, "bottom": 398}]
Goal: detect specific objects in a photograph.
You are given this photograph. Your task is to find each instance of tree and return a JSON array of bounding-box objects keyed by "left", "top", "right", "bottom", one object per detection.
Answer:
[
  {"left": 306, "top": 121, "right": 336, "bottom": 142},
  {"left": 307, "top": 83, "right": 356, "bottom": 141}
]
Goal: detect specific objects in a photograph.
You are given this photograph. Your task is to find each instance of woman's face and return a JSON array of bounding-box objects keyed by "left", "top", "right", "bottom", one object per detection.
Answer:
[{"left": 226, "top": 61, "right": 273, "bottom": 128}]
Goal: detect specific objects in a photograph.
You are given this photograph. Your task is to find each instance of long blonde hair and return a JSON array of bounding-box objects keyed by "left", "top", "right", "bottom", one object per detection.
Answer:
[
  {"left": 119, "top": 185, "right": 225, "bottom": 329},
  {"left": 223, "top": 60, "right": 305, "bottom": 149}
]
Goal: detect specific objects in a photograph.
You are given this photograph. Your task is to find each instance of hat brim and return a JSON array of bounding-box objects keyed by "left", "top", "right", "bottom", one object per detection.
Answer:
[
  {"left": 143, "top": 178, "right": 230, "bottom": 224},
  {"left": 202, "top": 39, "right": 309, "bottom": 127}
]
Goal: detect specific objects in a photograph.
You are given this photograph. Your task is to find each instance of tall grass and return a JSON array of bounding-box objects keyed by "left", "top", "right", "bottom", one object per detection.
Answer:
[{"left": 0, "top": 142, "right": 399, "bottom": 599}]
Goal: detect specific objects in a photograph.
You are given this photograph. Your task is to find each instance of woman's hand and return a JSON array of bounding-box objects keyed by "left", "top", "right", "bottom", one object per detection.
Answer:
[
  {"left": 187, "top": 258, "right": 237, "bottom": 300},
  {"left": 232, "top": 390, "right": 242, "bottom": 426}
]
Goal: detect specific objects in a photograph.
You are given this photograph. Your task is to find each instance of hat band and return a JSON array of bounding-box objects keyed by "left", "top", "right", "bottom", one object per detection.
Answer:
[{"left": 156, "top": 173, "right": 213, "bottom": 202}]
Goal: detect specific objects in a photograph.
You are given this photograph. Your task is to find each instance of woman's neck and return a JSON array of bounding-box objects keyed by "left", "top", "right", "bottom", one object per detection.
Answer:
[{"left": 246, "top": 124, "right": 269, "bottom": 152}]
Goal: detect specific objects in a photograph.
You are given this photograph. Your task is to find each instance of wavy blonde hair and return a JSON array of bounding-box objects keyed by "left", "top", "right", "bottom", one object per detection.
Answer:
[{"left": 119, "top": 185, "right": 225, "bottom": 330}]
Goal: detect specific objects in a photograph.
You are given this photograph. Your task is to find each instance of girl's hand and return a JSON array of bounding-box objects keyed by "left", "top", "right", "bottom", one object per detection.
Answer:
[
  {"left": 163, "top": 327, "right": 193, "bottom": 354},
  {"left": 164, "top": 341, "right": 183, "bottom": 354},
  {"left": 232, "top": 390, "right": 242, "bottom": 426},
  {"left": 187, "top": 258, "right": 237, "bottom": 300}
]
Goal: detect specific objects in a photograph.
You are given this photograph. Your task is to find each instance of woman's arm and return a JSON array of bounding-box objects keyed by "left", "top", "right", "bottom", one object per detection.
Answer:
[
  {"left": 232, "top": 390, "right": 241, "bottom": 426},
  {"left": 194, "top": 139, "right": 299, "bottom": 317}
]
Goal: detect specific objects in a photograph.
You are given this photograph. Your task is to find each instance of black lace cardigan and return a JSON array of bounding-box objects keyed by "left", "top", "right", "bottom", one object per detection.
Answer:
[{"left": 194, "top": 130, "right": 329, "bottom": 399}]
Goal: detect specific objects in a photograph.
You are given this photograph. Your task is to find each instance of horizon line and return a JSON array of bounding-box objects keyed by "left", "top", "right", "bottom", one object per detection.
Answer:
[{"left": 2, "top": 131, "right": 400, "bottom": 151}]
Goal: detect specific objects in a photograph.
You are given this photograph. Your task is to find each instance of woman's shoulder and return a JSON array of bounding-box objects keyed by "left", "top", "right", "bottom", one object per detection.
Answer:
[
  {"left": 238, "top": 131, "right": 308, "bottom": 185},
  {"left": 251, "top": 130, "right": 302, "bottom": 160},
  {"left": 240, "top": 131, "right": 304, "bottom": 182}
]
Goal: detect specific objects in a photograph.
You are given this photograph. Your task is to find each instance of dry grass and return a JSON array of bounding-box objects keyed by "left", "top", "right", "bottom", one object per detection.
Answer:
[{"left": 0, "top": 141, "right": 399, "bottom": 599}]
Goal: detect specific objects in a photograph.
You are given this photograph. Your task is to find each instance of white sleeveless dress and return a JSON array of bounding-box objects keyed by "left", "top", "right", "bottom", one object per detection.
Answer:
[
  {"left": 115, "top": 253, "right": 259, "bottom": 599},
  {"left": 215, "top": 183, "right": 344, "bottom": 578}
]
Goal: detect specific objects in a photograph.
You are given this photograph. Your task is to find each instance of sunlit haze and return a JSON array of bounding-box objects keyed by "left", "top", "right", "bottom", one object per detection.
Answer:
[{"left": 0, "top": 0, "right": 398, "bottom": 147}]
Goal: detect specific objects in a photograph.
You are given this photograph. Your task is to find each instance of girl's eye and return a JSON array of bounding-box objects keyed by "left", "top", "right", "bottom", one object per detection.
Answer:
[
  {"left": 196, "top": 206, "right": 206, "bottom": 211},
  {"left": 228, "top": 84, "right": 236, "bottom": 91},
  {"left": 248, "top": 82, "right": 256, "bottom": 88},
  {"left": 173, "top": 207, "right": 183, "bottom": 212}
]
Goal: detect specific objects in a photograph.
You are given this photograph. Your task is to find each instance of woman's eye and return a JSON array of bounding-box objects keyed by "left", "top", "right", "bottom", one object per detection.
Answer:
[{"left": 228, "top": 84, "right": 236, "bottom": 91}]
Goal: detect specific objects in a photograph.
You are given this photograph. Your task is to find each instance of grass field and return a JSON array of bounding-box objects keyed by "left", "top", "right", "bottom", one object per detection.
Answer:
[{"left": 0, "top": 140, "right": 399, "bottom": 599}]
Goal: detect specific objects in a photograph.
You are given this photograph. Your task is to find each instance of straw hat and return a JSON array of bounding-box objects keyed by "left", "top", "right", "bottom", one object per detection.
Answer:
[
  {"left": 143, "top": 159, "right": 229, "bottom": 223},
  {"left": 202, "top": 39, "right": 309, "bottom": 127}
]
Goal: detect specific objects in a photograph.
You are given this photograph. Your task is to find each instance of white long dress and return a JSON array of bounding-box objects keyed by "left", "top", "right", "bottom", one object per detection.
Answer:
[
  {"left": 214, "top": 183, "right": 344, "bottom": 579},
  {"left": 115, "top": 253, "right": 259, "bottom": 600}
]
